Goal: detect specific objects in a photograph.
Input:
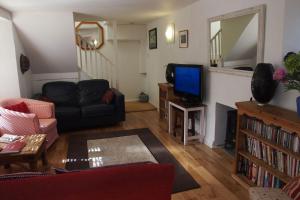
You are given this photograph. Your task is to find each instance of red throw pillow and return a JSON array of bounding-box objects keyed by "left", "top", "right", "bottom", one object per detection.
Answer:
[
  {"left": 4, "top": 102, "right": 30, "bottom": 113},
  {"left": 101, "top": 89, "right": 115, "bottom": 104},
  {"left": 283, "top": 177, "right": 300, "bottom": 200}
]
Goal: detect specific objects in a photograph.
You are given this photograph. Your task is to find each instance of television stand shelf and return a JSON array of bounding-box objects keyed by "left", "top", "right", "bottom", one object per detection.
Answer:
[{"left": 168, "top": 99, "right": 206, "bottom": 145}]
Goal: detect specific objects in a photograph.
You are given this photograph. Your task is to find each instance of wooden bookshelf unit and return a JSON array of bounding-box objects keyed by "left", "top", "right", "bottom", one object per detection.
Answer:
[
  {"left": 233, "top": 101, "right": 300, "bottom": 189},
  {"left": 158, "top": 83, "right": 177, "bottom": 128}
]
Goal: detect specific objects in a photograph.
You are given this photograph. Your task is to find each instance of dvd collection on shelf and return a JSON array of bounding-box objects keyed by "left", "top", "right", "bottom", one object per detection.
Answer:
[
  {"left": 241, "top": 116, "right": 300, "bottom": 153},
  {"left": 236, "top": 115, "right": 300, "bottom": 188},
  {"left": 245, "top": 136, "right": 300, "bottom": 177},
  {"left": 238, "top": 157, "right": 284, "bottom": 188}
]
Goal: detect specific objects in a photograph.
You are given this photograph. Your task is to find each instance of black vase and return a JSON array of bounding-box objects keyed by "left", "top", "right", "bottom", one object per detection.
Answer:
[{"left": 251, "top": 63, "right": 278, "bottom": 105}]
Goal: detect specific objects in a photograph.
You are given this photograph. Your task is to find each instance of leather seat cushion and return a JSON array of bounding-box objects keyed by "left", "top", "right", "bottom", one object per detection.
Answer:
[
  {"left": 78, "top": 80, "right": 109, "bottom": 106},
  {"left": 81, "top": 104, "right": 115, "bottom": 118},
  {"left": 55, "top": 106, "right": 81, "bottom": 120}
]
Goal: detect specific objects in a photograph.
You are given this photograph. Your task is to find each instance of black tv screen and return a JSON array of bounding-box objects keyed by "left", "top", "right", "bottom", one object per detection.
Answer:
[{"left": 174, "top": 64, "right": 203, "bottom": 101}]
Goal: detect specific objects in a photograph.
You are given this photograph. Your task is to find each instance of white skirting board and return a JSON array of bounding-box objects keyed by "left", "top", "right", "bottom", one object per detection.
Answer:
[{"left": 32, "top": 72, "right": 79, "bottom": 94}]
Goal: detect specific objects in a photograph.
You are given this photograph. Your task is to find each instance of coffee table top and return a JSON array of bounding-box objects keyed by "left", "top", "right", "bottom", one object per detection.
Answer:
[
  {"left": 87, "top": 135, "right": 157, "bottom": 168},
  {"left": 0, "top": 134, "right": 46, "bottom": 156}
]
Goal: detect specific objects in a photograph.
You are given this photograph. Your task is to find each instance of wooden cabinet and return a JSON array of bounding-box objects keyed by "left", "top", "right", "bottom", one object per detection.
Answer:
[
  {"left": 158, "top": 83, "right": 176, "bottom": 127},
  {"left": 232, "top": 101, "right": 300, "bottom": 189}
]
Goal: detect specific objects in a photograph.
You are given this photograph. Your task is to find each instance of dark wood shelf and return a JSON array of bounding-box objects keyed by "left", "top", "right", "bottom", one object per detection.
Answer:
[
  {"left": 240, "top": 129, "right": 300, "bottom": 160},
  {"left": 232, "top": 174, "right": 255, "bottom": 189},
  {"left": 158, "top": 83, "right": 177, "bottom": 130},
  {"left": 238, "top": 151, "right": 291, "bottom": 184},
  {"left": 236, "top": 101, "right": 300, "bottom": 134},
  {"left": 233, "top": 101, "right": 300, "bottom": 189}
]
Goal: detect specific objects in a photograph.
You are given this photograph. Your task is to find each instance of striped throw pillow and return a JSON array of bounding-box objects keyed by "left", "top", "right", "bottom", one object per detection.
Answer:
[{"left": 283, "top": 177, "right": 300, "bottom": 200}]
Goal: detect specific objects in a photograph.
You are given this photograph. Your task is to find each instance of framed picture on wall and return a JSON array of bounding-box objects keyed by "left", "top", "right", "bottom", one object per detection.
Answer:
[
  {"left": 179, "top": 30, "right": 188, "bottom": 48},
  {"left": 149, "top": 28, "right": 157, "bottom": 49}
]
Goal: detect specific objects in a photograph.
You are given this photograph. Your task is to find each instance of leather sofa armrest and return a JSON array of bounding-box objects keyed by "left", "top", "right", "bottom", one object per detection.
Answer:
[{"left": 111, "top": 88, "right": 125, "bottom": 121}]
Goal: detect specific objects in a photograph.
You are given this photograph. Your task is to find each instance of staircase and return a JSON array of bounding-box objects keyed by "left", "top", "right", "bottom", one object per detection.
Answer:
[
  {"left": 210, "top": 29, "right": 222, "bottom": 66},
  {"left": 76, "top": 40, "right": 118, "bottom": 89}
]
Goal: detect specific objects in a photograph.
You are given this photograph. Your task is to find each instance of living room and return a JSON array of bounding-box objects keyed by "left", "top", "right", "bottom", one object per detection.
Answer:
[{"left": 0, "top": 0, "right": 300, "bottom": 200}]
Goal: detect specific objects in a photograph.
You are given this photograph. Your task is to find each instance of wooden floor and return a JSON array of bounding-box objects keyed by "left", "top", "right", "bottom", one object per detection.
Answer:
[
  {"left": 0, "top": 111, "right": 248, "bottom": 200},
  {"left": 125, "top": 101, "right": 156, "bottom": 113}
]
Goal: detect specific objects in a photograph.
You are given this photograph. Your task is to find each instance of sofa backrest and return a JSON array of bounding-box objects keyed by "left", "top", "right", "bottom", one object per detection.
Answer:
[
  {"left": 78, "top": 79, "right": 109, "bottom": 106},
  {"left": 0, "top": 163, "right": 174, "bottom": 200},
  {"left": 42, "top": 82, "right": 78, "bottom": 106}
]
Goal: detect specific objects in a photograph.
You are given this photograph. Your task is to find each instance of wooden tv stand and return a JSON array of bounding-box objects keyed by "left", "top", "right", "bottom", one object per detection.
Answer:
[{"left": 168, "top": 99, "right": 206, "bottom": 145}]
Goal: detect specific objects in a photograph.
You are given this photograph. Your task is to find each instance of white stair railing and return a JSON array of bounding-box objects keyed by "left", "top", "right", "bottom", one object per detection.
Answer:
[
  {"left": 77, "top": 43, "right": 118, "bottom": 89},
  {"left": 210, "top": 29, "right": 222, "bottom": 66}
]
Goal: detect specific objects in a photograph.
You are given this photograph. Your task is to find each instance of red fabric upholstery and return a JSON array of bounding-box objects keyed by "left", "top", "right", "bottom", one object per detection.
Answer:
[
  {"left": 283, "top": 177, "right": 300, "bottom": 200},
  {"left": 0, "top": 163, "right": 174, "bottom": 200},
  {"left": 4, "top": 102, "right": 30, "bottom": 113},
  {"left": 101, "top": 89, "right": 115, "bottom": 104}
]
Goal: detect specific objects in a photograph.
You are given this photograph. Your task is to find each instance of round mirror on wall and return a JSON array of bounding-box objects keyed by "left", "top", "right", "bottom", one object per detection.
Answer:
[{"left": 76, "top": 21, "right": 104, "bottom": 50}]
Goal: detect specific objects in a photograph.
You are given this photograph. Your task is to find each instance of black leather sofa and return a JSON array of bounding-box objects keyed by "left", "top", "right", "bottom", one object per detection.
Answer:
[{"left": 42, "top": 79, "right": 125, "bottom": 132}]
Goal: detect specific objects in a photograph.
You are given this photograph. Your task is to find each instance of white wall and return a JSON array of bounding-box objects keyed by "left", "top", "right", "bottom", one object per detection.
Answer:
[
  {"left": 0, "top": 7, "right": 11, "bottom": 20},
  {"left": 13, "top": 25, "right": 33, "bottom": 98},
  {"left": 145, "top": 0, "right": 292, "bottom": 147},
  {"left": 13, "top": 12, "right": 78, "bottom": 74},
  {"left": 0, "top": 18, "right": 21, "bottom": 98},
  {"left": 0, "top": 8, "right": 32, "bottom": 98},
  {"left": 32, "top": 72, "right": 78, "bottom": 94}
]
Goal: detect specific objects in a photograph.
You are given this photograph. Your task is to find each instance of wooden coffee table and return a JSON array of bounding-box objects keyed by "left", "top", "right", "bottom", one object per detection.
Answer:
[{"left": 0, "top": 134, "right": 48, "bottom": 171}]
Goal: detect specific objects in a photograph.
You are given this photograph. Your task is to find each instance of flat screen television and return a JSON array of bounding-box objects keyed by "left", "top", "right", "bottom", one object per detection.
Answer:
[{"left": 173, "top": 64, "right": 203, "bottom": 103}]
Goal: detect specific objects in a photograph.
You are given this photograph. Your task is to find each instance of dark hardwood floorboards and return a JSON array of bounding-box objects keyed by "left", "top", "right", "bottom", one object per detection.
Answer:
[{"left": 0, "top": 111, "right": 248, "bottom": 200}]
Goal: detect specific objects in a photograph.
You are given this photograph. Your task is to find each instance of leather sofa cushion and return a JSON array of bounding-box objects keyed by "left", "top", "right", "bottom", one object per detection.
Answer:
[
  {"left": 55, "top": 106, "right": 81, "bottom": 120},
  {"left": 78, "top": 79, "right": 109, "bottom": 106},
  {"left": 43, "top": 82, "right": 78, "bottom": 106},
  {"left": 81, "top": 104, "right": 114, "bottom": 118}
]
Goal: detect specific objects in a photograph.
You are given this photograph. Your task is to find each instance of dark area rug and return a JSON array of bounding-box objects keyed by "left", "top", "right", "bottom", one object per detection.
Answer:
[{"left": 66, "top": 128, "right": 200, "bottom": 193}]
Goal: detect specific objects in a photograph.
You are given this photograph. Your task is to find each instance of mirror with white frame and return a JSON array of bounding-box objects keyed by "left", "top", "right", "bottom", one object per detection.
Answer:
[{"left": 209, "top": 5, "right": 266, "bottom": 71}]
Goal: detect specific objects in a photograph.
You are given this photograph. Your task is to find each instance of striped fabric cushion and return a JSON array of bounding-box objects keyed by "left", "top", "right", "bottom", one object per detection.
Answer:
[
  {"left": 283, "top": 177, "right": 300, "bottom": 200},
  {"left": 27, "top": 104, "right": 54, "bottom": 119}
]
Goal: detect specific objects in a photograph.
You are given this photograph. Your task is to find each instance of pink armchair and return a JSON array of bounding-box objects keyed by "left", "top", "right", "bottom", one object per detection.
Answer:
[{"left": 0, "top": 98, "right": 59, "bottom": 148}]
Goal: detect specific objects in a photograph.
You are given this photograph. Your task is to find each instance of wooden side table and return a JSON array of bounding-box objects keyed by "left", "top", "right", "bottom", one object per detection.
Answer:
[
  {"left": 168, "top": 99, "right": 206, "bottom": 145},
  {"left": 0, "top": 134, "right": 48, "bottom": 171}
]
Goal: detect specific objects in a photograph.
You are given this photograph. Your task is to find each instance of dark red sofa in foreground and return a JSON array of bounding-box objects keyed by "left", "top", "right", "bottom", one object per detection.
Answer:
[{"left": 0, "top": 163, "right": 174, "bottom": 200}]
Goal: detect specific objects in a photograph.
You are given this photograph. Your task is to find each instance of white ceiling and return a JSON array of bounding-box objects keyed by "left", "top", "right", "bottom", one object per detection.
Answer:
[{"left": 0, "top": 0, "right": 199, "bottom": 23}]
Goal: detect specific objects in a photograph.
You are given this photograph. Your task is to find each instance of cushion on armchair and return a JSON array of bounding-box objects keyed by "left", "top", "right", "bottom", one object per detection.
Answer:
[
  {"left": 78, "top": 79, "right": 109, "bottom": 106},
  {"left": 4, "top": 102, "right": 30, "bottom": 113}
]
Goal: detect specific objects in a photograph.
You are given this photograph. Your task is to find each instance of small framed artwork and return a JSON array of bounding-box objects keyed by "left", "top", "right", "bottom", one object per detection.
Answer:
[
  {"left": 179, "top": 30, "right": 188, "bottom": 48},
  {"left": 149, "top": 28, "right": 157, "bottom": 49}
]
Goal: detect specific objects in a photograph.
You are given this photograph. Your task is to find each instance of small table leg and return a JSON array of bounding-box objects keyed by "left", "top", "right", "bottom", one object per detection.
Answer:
[
  {"left": 4, "top": 164, "right": 10, "bottom": 169},
  {"left": 183, "top": 110, "right": 189, "bottom": 145},
  {"left": 169, "top": 103, "right": 174, "bottom": 135},
  {"left": 29, "top": 161, "right": 38, "bottom": 171},
  {"left": 42, "top": 150, "right": 48, "bottom": 166}
]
